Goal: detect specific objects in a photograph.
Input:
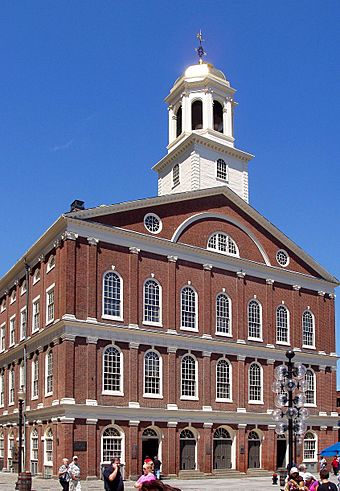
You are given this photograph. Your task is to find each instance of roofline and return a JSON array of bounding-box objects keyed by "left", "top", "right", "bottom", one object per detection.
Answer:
[{"left": 0, "top": 216, "right": 67, "bottom": 295}]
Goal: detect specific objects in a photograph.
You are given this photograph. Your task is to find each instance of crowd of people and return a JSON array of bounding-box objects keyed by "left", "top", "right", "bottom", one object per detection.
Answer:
[{"left": 285, "top": 462, "right": 340, "bottom": 491}]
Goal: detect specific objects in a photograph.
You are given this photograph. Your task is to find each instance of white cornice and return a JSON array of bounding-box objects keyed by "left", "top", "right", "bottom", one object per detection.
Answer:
[{"left": 64, "top": 217, "right": 337, "bottom": 291}]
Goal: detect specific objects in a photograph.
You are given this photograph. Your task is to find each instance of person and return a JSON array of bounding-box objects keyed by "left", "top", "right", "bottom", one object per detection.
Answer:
[
  {"left": 317, "top": 469, "right": 337, "bottom": 491},
  {"left": 332, "top": 457, "right": 339, "bottom": 476},
  {"left": 304, "top": 472, "right": 319, "bottom": 491},
  {"left": 285, "top": 467, "right": 305, "bottom": 491},
  {"left": 134, "top": 462, "right": 156, "bottom": 489},
  {"left": 153, "top": 456, "right": 162, "bottom": 480},
  {"left": 69, "top": 456, "right": 81, "bottom": 491},
  {"left": 58, "top": 458, "right": 70, "bottom": 491},
  {"left": 102, "top": 457, "right": 124, "bottom": 491}
]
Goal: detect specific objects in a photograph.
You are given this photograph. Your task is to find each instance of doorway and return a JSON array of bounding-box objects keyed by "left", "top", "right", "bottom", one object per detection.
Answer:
[{"left": 248, "top": 430, "right": 261, "bottom": 469}]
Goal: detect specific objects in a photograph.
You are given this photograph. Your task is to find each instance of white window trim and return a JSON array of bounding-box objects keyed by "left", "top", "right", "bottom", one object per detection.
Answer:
[
  {"left": 102, "top": 345, "right": 124, "bottom": 396},
  {"left": 215, "top": 358, "right": 233, "bottom": 402},
  {"left": 215, "top": 292, "right": 232, "bottom": 337},
  {"left": 45, "top": 283, "right": 55, "bottom": 326},
  {"left": 45, "top": 350, "right": 53, "bottom": 397},
  {"left": 143, "top": 349, "right": 163, "bottom": 398},
  {"left": 32, "top": 269, "right": 40, "bottom": 285},
  {"left": 142, "top": 278, "right": 163, "bottom": 327},
  {"left": 9, "top": 315, "right": 16, "bottom": 347},
  {"left": 180, "top": 354, "right": 199, "bottom": 401},
  {"left": 102, "top": 271, "right": 124, "bottom": 322},
  {"left": 31, "top": 358, "right": 39, "bottom": 400},
  {"left": 247, "top": 299, "right": 263, "bottom": 341},
  {"left": 32, "top": 295, "right": 41, "bottom": 334},
  {"left": 20, "top": 306, "right": 27, "bottom": 341},
  {"left": 276, "top": 305, "right": 290, "bottom": 346},
  {"left": 248, "top": 362, "right": 264, "bottom": 404},
  {"left": 207, "top": 231, "right": 239, "bottom": 257},
  {"left": 180, "top": 286, "right": 199, "bottom": 332},
  {"left": 46, "top": 255, "right": 55, "bottom": 274},
  {"left": 0, "top": 322, "right": 5, "bottom": 352}
]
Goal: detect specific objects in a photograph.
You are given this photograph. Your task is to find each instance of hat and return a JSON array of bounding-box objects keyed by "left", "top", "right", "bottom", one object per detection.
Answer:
[
  {"left": 290, "top": 467, "right": 299, "bottom": 474},
  {"left": 305, "top": 473, "right": 313, "bottom": 480},
  {"left": 73, "top": 456, "right": 78, "bottom": 460}
]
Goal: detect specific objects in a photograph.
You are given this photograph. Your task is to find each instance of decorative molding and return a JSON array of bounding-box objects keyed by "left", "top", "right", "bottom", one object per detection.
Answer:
[
  {"left": 203, "top": 264, "right": 212, "bottom": 271},
  {"left": 129, "top": 247, "right": 140, "bottom": 255},
  {"left": 236, "top": 271, "right": 246, "bottom": 279},
  {"left": 61, "top": 231, "right": 78, "bottom": 241},
  {"left": 87, "top": 237, "right": 99, "bottom": 246},
  {"left": 167, "top": 255, "right": 178, "bottom": 263}
]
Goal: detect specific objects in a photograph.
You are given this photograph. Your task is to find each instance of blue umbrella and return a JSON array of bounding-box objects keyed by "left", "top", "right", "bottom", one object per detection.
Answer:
[{"left": 320, "top": 443, "right": 340, "bottom": 456}]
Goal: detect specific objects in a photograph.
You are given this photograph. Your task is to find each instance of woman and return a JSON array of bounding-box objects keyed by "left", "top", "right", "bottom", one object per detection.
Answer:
[{"left": 134, "top": 462, "right": 156, "bottom": 489}]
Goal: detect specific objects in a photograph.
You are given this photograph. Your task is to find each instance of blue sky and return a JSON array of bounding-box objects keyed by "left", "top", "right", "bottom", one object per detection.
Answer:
[{"left": 1, "top": 1, "right": 339, "bottom": 378}]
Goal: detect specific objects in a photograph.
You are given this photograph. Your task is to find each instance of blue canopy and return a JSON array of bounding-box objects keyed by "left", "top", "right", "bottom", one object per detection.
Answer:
[{"left": 320, "top": 442, "right": 340, "bottom": 456}]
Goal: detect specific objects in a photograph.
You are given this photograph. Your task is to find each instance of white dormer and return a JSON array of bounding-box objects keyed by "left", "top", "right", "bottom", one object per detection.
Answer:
[{"left": 153, "top": 61, "right": 254, "bottom": 202}]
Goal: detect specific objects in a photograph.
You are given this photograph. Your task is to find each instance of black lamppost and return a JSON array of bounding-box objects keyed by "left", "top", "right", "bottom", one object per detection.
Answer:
[
  {"left": 272, "top": 350, "right": 309, "bottom": 470},
  {"left": 18, "top": 390, "right": 25, "bottom": 475}
]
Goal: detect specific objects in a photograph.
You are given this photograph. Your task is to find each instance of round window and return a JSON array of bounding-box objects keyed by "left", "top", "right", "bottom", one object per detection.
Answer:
[
  {"left": 276, "top": 249, "right": 289, "bottom": 267},
  {"left": 144, "top": 213, "right": 162, "bottom": 234}
]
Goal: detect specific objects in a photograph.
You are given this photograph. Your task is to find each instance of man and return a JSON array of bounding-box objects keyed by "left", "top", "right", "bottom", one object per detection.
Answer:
[
  {"left": 58, "top": 458, "right": 70, "bottom": 491},
  {"left": 69, "top": 456, "right": 81, "bottom": 491},
  {"left": 317, "top": 468, "right": 337, "bottom": 491},
  {"left": 103, "top": 457, "right": 124, "bottom": 491}
]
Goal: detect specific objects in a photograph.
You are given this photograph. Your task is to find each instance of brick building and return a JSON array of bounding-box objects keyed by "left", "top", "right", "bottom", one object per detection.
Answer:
[{"left": 0, "top": 59, "right": 338, "bottom": 479}]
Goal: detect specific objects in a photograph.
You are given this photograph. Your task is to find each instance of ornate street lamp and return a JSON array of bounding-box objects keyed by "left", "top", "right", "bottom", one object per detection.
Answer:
[{"left": 272, "top": 350, "right": 309, "bottom": 470}]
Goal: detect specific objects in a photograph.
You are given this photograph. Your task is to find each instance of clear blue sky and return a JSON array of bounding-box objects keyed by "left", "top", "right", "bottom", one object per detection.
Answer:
[{"left": 1, "top": 1, "right": 339, "bottom": 378}]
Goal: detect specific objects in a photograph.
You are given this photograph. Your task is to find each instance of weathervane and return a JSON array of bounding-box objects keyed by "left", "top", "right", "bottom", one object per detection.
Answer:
[{"left": 195, "top": 30, "right": 206, "bottom": 64}]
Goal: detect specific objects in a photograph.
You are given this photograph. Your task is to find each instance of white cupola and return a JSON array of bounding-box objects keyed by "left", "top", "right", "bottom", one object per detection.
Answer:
[{"left": 153, "top": 36, "right": 254, "bottom": 202}]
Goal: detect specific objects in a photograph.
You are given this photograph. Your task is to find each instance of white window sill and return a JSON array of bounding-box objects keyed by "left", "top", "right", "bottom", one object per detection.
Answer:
[
  {"left": 142, "top": 321, "right": 163, "bottom": 328},
  {"left": 143, "top": 394, "right": 163, "bottom": 399},
  {"left": 180, "top": 396, "right": 199, "bottom": 401},
  {"left": 302, "top": 345, "right": 316, "bottom": 350},
  {"left": 102, "top": 314, "right": 124, "bottom": 322},
  {"left": 102, "top": 391, "right": 124, "bottom": 397},
  {"left": 215, "top": 331, "right": 232, "bottom": 337},
  {"left": 247, "top": 337, "right": 263, "bottom": 342},
  {"left": 180, "top": 326, "right": 199, "bottom": 333},
  {"left": 216, "top": 398, "right": 233, "bottom": 403},
  {"left": 248, "top": 400, "right": 264, "bottom": 405}
]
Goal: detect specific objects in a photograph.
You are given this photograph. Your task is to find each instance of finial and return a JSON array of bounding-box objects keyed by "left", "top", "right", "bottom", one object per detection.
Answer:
[{"left": 195, "top": 30, "right": 206, "bottom": 64}]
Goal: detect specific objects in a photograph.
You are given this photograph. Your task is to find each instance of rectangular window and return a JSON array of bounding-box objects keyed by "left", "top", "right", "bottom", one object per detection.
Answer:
[
  {"left": 0, "top": 324, "right": 5, "bottom": 352},
  {"left": 46, "top": 286, "right": 55, "bottom": 324},
  {"left": 9, "top": 316, "right": 15, "bottom": 347},
  {"left": 32, "top": 297, "right": 40, "bottom": 333},
  {"left": 20, "top": 308, "right": 27, "bottom": 340}
]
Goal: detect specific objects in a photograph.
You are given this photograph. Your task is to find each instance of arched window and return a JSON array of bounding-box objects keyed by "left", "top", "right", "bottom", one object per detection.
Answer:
[
  {"left": 176, "top": 106, "right": 182, "bottom": 137},
  {"left": 302, "top": 311, "right": 315, "bottom": 347},
  {"left": 276, "top": 305, "right": 290, "bottom": 344},
  {"left": 216, "top": 158, "right": 228, "bottom": 181},
  {"left": 207, "top": 232, "right": 238, "bottom": 256},
  {"left": 248, "top": 300, "right": 262, "bottom": 340},
  {"left": 144, "top": 351, "right": 162, "bottom": 397},
  {"left": 216, "top": 293, "right": 231, "bottom": 335},
  {"left": 305, "top": 369, "right": 316, "bottom": 405},
  {"left": 45, "top": 350, "right": 53, "bottom": 396},
  {"left": 181, "top": 355, "right": 197, "bottom": 399},
  {"left": 303, "top": 431, "right": 317, "bottom": 461},
  {"left": 181, "top": 286, "right": 198, "bottom": 330},
  {"left": 173, "top": 163, "right": 180, "bottom": 187},
  {"left": 32, "top": 358, "right": 39, "bottom": 399},
  {"left": 192, "top": 100, "right": 203, "bottom": 130},
  {"left": 248, "top": 363, "right": 262, "bottom": 402},
  {"left": 44, "top": 428, "right": 53, "bottom": 467},
  {"left": 213, "top": 101, "right": 223, "bottom": 133},
  {"left": 30, "top": 428, "right": 38, "bottom": 475},
  {"left": 102, "top": 426, "right": 124, "bottom": 464},
  {"left": 0, "top": 431, "right": 4, "bottom": 458},
  {"left": 143, "top": 279, "right": 161, "bottom": 325},
  {"left": 216, "top": 359, "right": 231, "bottom": 401},
  {"left": 103, "top": 272, "right": 122, "bottom": 319},
  {"left": 103, "top": 346, "right": 123, "bottom": 394}
]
